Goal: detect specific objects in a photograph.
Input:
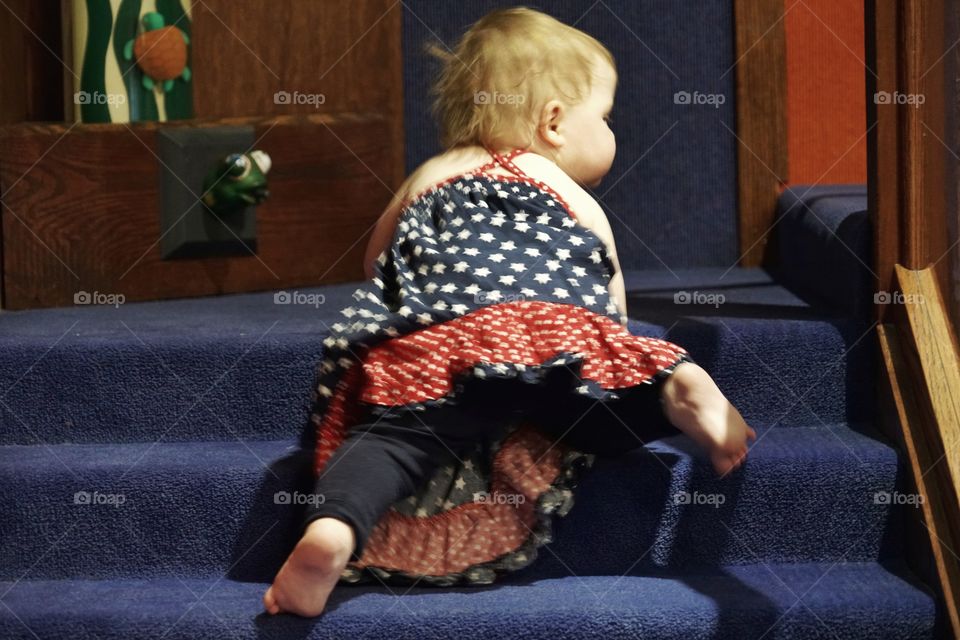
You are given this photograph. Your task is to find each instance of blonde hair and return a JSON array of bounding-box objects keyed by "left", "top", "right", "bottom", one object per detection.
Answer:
[{"left": 425, "top": 6, "right": 616, "bottom": 150}]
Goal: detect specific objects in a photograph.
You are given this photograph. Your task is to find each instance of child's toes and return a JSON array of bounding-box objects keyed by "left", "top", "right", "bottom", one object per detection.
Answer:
[{"left": 263, "top": 586, "right": 281, "bottom": 615}]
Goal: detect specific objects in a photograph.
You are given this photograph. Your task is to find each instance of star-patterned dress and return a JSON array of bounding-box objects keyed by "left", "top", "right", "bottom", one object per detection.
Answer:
[{"left": 310, "top": 147, "right": 693, "bottom": 586}]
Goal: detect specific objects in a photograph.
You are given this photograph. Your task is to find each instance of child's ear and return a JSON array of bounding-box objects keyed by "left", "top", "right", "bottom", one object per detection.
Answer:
[{"left": 538, "top": 100, "right": 565, "bottom": 149}]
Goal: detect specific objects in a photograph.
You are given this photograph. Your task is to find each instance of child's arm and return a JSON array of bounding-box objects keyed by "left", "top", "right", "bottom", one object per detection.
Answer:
[
  {"left": 363, "top": 189, "right": 407, "bottom": 280},
  {"left": 582, "top": 209, "right": 629, "bottom": 326}
]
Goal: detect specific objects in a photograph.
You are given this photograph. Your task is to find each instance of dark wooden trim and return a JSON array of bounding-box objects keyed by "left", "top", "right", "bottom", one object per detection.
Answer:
[
  {"left": 732, "top": 0, "right": 788, "bottom": 268},
  {"left": 880, "top": 264, "right": 960, "bottom": 638},
  {"left": 867, "top": 0, "right": 953, "bottom": 326},
  {"left": 0, "top": 0, "right": 65, "bottom": 124}
]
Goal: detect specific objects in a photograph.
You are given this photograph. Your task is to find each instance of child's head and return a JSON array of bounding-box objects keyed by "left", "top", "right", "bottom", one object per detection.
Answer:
[{"left": 426, "top": 7, "right": 617, "bottom": 187}]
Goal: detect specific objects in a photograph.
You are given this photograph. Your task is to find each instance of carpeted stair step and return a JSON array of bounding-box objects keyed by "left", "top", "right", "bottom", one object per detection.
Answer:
[
  {"left": 0, "top": 423, "right": 907, "bottom": 581},
  {"left": 770, "top": 185, "right": 872, "bottom": 318},
  {"left": 0, "top": 559, "right": 938, "bottom": 639},
  {"left": 0, "top": 269, "right": 874, "bottom": 446}
]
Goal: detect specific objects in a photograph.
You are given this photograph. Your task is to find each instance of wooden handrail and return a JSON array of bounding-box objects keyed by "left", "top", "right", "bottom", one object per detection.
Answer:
[{"left": 879, "top": 263, "right": 960, "bottom": 638}]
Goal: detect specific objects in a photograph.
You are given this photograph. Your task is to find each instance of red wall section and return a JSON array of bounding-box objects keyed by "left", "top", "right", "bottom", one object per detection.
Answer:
[{"left": 784, "top": 0, "right": 867, "bottom": 185}]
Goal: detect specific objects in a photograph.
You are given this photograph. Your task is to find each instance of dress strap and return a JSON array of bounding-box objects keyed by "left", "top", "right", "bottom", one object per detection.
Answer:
[{"left": 483, "top": 146, "right": 532, "bottom": 179}]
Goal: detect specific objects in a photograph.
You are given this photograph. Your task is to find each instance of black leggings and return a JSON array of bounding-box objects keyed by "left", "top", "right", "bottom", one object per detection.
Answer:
[{"left": 302, "top": 362, "right": 688, "bottom": 559}]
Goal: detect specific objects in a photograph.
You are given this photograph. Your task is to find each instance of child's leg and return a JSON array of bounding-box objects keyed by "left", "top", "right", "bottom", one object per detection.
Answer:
[
  {"left": 301, "top": 416, "right": 465, "bottom": 560},
  {"left": 529, "top": 365, "right": 683, "bottom": 457},
  {"left": 265, "top": 381, "right": 520, "bottom": 618},
  {"left": 528, "top": 357, "right": 756, "bottom": 475},
  {"left": 658, "top": 359, "right": 757, "bottom": 476}
]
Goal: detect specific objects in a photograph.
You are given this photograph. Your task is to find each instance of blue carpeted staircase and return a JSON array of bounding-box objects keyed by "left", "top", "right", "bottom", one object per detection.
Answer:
[
  {"left": 0, "top": 254, "right": 946, "bottom": 637},
  {"left": 0, "top": 2, "right": 947, "bottom": 636}
]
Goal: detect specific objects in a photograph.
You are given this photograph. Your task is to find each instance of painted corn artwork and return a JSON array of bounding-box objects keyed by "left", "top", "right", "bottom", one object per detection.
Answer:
[{"left": 69, "top": 0, "right": 193, "bottom": 123}]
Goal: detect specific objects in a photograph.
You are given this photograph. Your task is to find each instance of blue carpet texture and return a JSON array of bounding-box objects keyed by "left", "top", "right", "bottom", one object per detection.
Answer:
[
  {"left": 771, "top": 186, "right": 872, "bottom": 317},
  {"left": 0, "top": 264, "right": 945, "bottom": 638}
]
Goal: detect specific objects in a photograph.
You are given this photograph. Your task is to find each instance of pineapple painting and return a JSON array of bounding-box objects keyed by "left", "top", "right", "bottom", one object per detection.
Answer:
[{"left": 67, "top": 0, "right": 194, "bottom": 123}]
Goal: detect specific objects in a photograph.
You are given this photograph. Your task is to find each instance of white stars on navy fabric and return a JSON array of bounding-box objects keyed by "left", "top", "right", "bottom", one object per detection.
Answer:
[{"left": 309, "top": 173, "right": 621, "bottom": 416}]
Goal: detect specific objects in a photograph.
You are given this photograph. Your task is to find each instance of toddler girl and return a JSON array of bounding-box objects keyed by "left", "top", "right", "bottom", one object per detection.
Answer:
[{"left": 264, "top": 6, "right": 755, "bottom": 618}]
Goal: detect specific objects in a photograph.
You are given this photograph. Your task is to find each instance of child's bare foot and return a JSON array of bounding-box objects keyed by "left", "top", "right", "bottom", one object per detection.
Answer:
[
  {"left": 262, "top": 517, "right": 356, "bottom": 617},
  {"left": 660, "top": 362, "right": 758, "bottom": 478}
]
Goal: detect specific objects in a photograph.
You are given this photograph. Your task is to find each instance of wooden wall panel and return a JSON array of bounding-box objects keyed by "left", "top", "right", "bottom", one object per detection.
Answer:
[
  {"left": 733, "top": 0, "right": 788, "bottom": 268},
  {"left": 191, "top": 0, "right": 405, "bottom": 188},
  {"left": 0, "top": 0, "right": 65, "bottom": 124},
  {"left": 0, "top": 0, "right": 406, "bottom": 310},
  {"left": 0, "top": 114, "right": 394, "bottom": 309},
  {"left": 867, "top": 0, "right": 953, "bottom": 328}
]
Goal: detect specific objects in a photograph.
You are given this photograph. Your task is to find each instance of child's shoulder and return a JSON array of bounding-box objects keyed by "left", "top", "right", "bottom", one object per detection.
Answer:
[
  {"left": 400, "top": 146, "right": 492, "bottom": 205},
  {"left": 510, "top": 152, "right": 603, "bottom": 226},
  {"left": 401, "top": 146, "right": 603, "bottom": 226}
]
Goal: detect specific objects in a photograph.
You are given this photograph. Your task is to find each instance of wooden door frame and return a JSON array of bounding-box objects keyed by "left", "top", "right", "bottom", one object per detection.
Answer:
[
  {"left": 867, "top": 0, "right": 955, "bottom": 328},
  {"left": 732, "top": 0, "right": 788, "bottom": 269}
]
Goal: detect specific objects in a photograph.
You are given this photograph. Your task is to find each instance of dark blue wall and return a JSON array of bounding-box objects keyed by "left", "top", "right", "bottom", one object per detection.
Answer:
[{"left": 402, "top": 1, "right": 739, "bottom": 269}]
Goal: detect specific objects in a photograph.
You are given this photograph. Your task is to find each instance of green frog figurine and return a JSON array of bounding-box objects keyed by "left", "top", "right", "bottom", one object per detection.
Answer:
[{"left": 202, "top": 150, "right": 271, "bottom": 216}]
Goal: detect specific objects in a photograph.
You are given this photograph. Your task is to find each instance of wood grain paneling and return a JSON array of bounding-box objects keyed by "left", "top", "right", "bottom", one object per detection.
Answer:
[
  {"left": 0, "top": 0, "right": 65, "bottom": 124},
  {"left": 0, "top": 114, "right": 395, "bottom": 309},
  {"left": 0, "top": 0, "right": 406, "bottom": 310},
  {"left": 867, "top": 0, "right": 953, "bottom": 327},
  {"left": 733, "top": 0, "right": 788, "bottom": 268},
  {"left": 191, "top": 0, "right": 404, "bottom": 188}
]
